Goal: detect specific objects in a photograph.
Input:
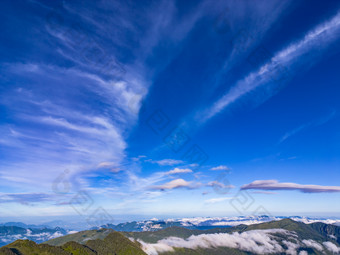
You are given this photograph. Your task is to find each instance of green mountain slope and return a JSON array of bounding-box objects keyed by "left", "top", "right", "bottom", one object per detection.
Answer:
[
  {"left": 45, "top": 228, "right": 115, "bottom": 246},
  {"left": 85, "top": 232, "right": 146, "bottom": 255},
  {"left": 0, "top": 239, "right": 70, "bottom": 255},
  {"left": 0, "top": 231, "right": 147, "bottom": 255},
  {"left": 62, "top": 241, "right": 96, "bottom": 255},
  {"left": 3, "top": 219, "right": 340, "bottom": 255},
  {"left": 244, "top": 218, "right": 325, "bottom": 240},
  {"left": 310, "top": 221, "right": 340, "bottom": 243}
]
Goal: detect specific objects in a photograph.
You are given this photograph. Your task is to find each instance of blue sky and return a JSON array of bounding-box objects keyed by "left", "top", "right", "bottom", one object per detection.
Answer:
[{"left": 1, "top": 0, "right": 340, "bottom": 223}]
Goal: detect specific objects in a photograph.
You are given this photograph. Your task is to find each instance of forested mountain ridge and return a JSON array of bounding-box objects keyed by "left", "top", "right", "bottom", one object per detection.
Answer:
[{"left": 1, "top": 219, "right": 340, "bottom": 254}]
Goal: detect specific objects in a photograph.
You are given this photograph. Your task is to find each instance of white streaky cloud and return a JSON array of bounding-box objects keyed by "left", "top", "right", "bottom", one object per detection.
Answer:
[
  {"left": 36, "top": 116, "right": 124, "bottom": 144},
  {"left": 139, "top": 229, "right": 298, "bottom": 255},
  {"left": 166, "top": 168, "right": 193, "bottom": 175},
  {"left": 323, "top": 241, "right": 340, "bottom": 253},
  {"left": 210, "top": 165, "right": 230, "bottom": 171},
  {"left": 147, "top": 159, "right": 184, "bottom": 166},
  {"left": 204, "top": 197, "right": 232, "bottom": 204},
  {"left": 64, "top": 70, "right": 147, "bottom": 118},
  {"left": 151, "top": 179, "right": 199, "bottom": 190},
  {"left": 241, "top": 180, "right": 340, "bottom": 193},
  {"left": 0, "top": 0, "right": 207, "bottom": 210},
  {"left": 97, "top": 162, "right": 115, "bottom": 168},
  {"left": 124, "top": 170, "right": 173, "bottom": 197},
  {"left": 279, "top": 123, "right": 309, "bottom": 143},
  {"left": 131, "top": 155, "right": 147, "bottom": 161},
  {"left": 124, "top": 166, "right": 197, "bottom": 199},
  {"left": 0, "top": 192, "right": 73, "bottom": 204},
  {"left": 279, "top": 110, "right": 336, "bottom": 143},
  {"left": 299, "top": 251, "right": 308, "bottom": 255},
  {"left": 0, "top": 64, "right": 135, "bottom": 193},
  {"left": 207, "top": 181, "right": 235, "bottom": 189},
  {"left": 96, "top": 162, "right": 121, "bottom": 173},
  {"left": 1, "top": 0, "right": 208, "bottom": 205},
  {"left": 213, "top": 0, "right": 291, "bottom": 81},
  {"left": 125, "top": 168, "right": 179, "bottom": 193},
  {"left": 200, "top": 10, "right": 340, "bottom": 122},
  {"left": 251, "top": 191, "right": 276, "bottom": 195}
]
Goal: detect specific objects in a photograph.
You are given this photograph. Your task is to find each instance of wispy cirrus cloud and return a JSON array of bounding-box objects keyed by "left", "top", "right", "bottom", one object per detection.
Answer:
[
  {"left": 210, "top": 165, "right": 230, "bottom": 171},
  {"left": 241, "top": 180, "right": 340, "bottom": 193},
  {"left": 166, "top": 168, "right": 193, "bottom": 175},
  {"left": 0, "top": 192, "right": 69, "bottom": 205},
  {"left": 0, "top": 0, "right": 207, "bottom": 212},
  {"left": 251, "top": 191, "right": 276, "bottom": 195},
  {"left": 219, "top": 0, "right": 291, "bottom": 70},
  {"left": 279, "top": 123, "right": 310, "bottom": 144},
  {"left": 279, "top": 110, "right": 337, "bottom": 143},
  {"left": 146, "top": 159, "right": 184, "bottom": 166},
  {"left": 204, "top": 197, "right": 232, "bottom": 204},
  {"left": 151, "top": 179, "right": 200, "bottom": 191},
  {"left": 207, "top": 181, "right": 234, "bottom": 190},
  {"left": 199, "top": 10, "right": 340, "bottom": 123}
]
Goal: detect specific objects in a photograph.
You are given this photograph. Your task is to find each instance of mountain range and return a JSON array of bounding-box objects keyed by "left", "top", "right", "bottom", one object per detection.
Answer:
[
  {"left": 1, "top": 219, "right": 340, "bottom": 254},
  {"left": 0, "top": 225, "right": 72, "bottom": 247},
  {"left": 100, "top": 215, "right": 340, "bottom": 232},
  {"left": 2, "top": 215, "right": 340, "bottom": 248}
]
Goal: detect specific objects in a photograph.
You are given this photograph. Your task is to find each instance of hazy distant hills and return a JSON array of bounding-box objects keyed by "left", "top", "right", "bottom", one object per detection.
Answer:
[
  {"left": 0, "top": 225, "right": 69, "bottom": 247},
  {"left": 0, "top": 215, "right": 340, "bottom": 251},
  {"left": 100, "top": 215, "right": 340, "bottom": 232},
  {"left": 45, "top": 229, "right": 115, "bottom": 246},
  {"left": 0, "top": 219, "right": 337, "bottom": 254},
  {"left": 0, "top": 231, "right": 147, "bottom": 255},
  {"left": 0, "top": 222, "right": 49, "bottom": 229}
]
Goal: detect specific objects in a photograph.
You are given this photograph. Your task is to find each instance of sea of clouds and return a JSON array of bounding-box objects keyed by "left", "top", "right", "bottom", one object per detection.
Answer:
[
  {"left": 137, "top": 229, "right": 340, "bottom": 255},
  {"left": 0, "top": 229, "right": 74, "bottom": 246}
]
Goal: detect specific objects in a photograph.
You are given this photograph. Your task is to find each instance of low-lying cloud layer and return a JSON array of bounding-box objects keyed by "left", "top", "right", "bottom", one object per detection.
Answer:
[
  {"left": 241, "top": 180, "right": 340, "bottom": 193},
  {"left": 138, "top": 229, "right": 340, "bottom": 255},
  {"left": 0, "top": 229, "right": 67, "bottom": 246}
]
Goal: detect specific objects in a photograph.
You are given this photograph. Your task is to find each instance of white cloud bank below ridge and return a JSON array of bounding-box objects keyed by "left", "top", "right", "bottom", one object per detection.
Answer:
[
  {"left": 241, "top": 180, "right": 340, "bottom": 193},
  {"left": 138, "top": 229, "right": 339, "bottom": 255}
]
